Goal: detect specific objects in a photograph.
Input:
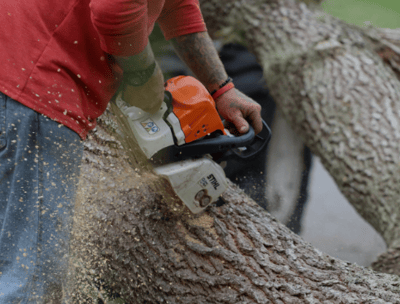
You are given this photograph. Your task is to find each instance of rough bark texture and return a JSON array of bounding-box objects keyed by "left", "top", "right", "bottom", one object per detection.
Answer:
[
  {"left": 71, "top": 108, "right": 400, "bottom": 303},
  {"left": 200, "top": 0, "right": 400, "bottom": 251},
  {"left": 69, "top": 0, "right": 400, "bottom": 302}
]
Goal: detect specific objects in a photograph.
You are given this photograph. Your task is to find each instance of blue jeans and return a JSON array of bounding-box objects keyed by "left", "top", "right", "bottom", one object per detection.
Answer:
[{"left": 0, "top": 93, "right": 83, "bottom": 303}]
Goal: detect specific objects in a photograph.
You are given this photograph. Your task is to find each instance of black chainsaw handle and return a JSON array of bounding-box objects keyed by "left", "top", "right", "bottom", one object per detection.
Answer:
[
  {"left": 175, "top": 125, "right": 256, "bottom": 157},
  {"left": 230, "top": 120, "right": 271, "bottom": 160}
]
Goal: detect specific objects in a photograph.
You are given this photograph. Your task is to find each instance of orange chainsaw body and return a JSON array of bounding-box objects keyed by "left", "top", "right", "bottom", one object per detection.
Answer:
[{"left": 165, "top": 76, "right": 226, "bottom": 144}]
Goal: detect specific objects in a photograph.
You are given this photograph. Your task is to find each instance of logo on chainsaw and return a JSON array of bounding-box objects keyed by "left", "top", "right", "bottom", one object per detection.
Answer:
[
  {"left": 207, "top": 174, "right": 220, "bottom": 190},
  {"left": 141, "top": 119, "right": 159, "bottom": 135}
]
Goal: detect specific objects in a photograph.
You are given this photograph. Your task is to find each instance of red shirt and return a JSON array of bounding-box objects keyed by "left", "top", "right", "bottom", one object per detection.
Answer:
[{"left": 0, "top": 0, "right": 206, "bottom": 139}]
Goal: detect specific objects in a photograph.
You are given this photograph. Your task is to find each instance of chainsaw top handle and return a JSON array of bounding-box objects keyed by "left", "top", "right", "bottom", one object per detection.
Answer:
[
  {"left": 174, "top": 119, "right": 271, "bottom": 158},
  {"left": 163, "top": 76, "right": 271, "bottom": 159}
]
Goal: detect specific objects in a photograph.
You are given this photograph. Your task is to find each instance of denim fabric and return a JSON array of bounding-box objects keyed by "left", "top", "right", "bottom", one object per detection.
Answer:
[{"left": 0, "top": 93, "right": 83, "bottom": 303}]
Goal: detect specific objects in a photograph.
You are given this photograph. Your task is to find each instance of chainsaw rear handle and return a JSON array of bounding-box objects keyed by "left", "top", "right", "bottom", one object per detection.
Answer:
[{"left": 230, "top": 120, "right": 271, "bottom": 160}]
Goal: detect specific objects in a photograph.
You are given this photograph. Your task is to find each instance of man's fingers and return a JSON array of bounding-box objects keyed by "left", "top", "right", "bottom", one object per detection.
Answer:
[
  {"left": 235, "top": 91, "right": 263, "bottom": 134},
  {"left": 247, "top": 108, "right": 263, "bottom": 134},
  {"left": 214, "top": 88, "right": 263, "bottom": 135},
  {"left": 231, "top": 115, "right": 250, "bottom": 134}
]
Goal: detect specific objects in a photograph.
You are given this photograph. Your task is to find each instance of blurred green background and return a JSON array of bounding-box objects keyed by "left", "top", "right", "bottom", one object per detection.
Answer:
[
  {"left": 322, "top": 0, "right": 400, "bottom": 28},
  {"left": 151, "top": 0, "right": 400, "bottom": 48},
  {"left": 150, "top": 0, "right": 400, "bottom": 76}
]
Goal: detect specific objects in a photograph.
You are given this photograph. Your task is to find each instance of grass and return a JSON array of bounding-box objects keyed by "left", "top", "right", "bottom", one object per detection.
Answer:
[{"left": 322, "top": 0, "right": 400, "bottom": 28}]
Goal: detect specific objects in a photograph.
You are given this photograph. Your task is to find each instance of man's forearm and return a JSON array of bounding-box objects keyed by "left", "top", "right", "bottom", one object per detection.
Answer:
[
  {"left": 114, "top": 43, "right": 155, "bottom": 72},
  {"left": 114, "top": 43, "right": 159, "bottom": 88},
  {"left": 113, "top": 42, "right": 165, "bottom": 113},
  {"left": 171, "top": 32, "right": 228, "bottom": 94}
]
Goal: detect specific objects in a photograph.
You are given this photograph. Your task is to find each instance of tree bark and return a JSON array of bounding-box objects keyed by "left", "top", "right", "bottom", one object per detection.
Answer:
[
  {"left": 200, "top": 0, "right": 400, "bottom": 252},
  {"left": 70, "top": 106, "right": 400, "bottom": 303},
  {"left": 70, "top": 0, "right": 400, "bottom": 302}
]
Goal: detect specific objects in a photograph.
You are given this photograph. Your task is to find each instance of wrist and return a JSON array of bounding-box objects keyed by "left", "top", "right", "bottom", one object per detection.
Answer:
[
  {"left": 114, "top": 43, "right": 155, "bottom": 72},
  {"left": 211, "top": 78, "right": 235, "bottom": 100},
  {"left": 123, "top": 61, "right": 157, "bottom": 87}
]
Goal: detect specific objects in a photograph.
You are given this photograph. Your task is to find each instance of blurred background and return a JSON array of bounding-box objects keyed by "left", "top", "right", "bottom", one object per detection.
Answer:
[
  {"left": 150, "top": 0, "right": 400, "bottom": 267},
  {"left": 322, "top": 0, "right": 400, "bottom": 29}
]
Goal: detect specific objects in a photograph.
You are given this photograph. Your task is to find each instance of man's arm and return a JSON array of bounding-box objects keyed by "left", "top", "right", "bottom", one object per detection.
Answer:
[
  {"left": 114, "top": 43, "right": 165, "bottom": 114},
  {"left": 114, "top": 43, "right": 155, "bottom": 72},
  {"left": 89, "top": 0, "right": 165, "bottom": 113},
  {"left": 171, "top": 32, "right": 227, "bottom": 94},
  {"left": 171, "top": 32, "right": 263, "bottom": 134}
]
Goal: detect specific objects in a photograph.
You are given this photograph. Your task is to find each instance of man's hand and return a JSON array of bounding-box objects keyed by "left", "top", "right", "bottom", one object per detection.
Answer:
[
  {"left": 121, "top": 61, "right": 164, "bottom": 114},
  {"left": 215, "top": 88, "right": 263, "bottom": 135}
]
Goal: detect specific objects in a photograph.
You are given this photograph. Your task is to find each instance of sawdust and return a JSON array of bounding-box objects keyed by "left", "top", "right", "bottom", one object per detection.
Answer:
[
  {"left": 187, "top": 213, "right": 214, "bottom": 229},
  {"left": 187, "top": 213, "right": 219, "bottom": 239},
  {"left": 176, "top": 221, "right": 204, "bottom": 246},
  {"left": 70, "top": 106, "right": 220, "bottom": 301}
]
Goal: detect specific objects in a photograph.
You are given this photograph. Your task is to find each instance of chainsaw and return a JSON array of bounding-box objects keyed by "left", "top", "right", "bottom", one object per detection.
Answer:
[{"left": 117, "top": 76, "right": 271, "bottom": 213}]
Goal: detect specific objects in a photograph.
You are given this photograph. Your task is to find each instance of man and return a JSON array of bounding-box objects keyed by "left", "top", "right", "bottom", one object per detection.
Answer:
[{"left": 0, "top": 0, "right": 262, "bottom": 302}]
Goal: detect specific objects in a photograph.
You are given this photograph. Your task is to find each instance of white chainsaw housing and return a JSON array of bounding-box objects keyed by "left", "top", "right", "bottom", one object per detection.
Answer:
[
  {"left": 116, "top": 95, "right": 185, "bottom": 158},
  {"left": 117, "top": 96, "right": 229, "bottom": 213},
  {"left": 154, "top": 157, "right": 228, "bottom": 213}
]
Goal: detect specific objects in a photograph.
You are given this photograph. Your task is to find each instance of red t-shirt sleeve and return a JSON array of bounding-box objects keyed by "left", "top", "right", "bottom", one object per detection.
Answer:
[
  {"left": 89, "top": 0, "right": 148, "bottom": 56},
  {"left": 89, "top": 0, "right": 207, "bottom": 56},
  {"left": 157, "top": 0, "right": 207, "bottom": 40}
]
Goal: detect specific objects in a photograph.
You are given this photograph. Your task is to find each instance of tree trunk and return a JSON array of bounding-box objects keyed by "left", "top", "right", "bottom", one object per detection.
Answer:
[
  {"left": 70, "top": 0, "right": 400, "bottom": 302},
  {"left": 200, "top": 0, "right": 400, "bottom": 255},
  {"left": 70, "top": 105, "right": 400, "bottom": 303}
]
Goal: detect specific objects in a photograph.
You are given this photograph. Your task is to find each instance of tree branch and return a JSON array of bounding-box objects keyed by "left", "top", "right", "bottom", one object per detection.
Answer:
[
  {"left": 200, "top": 0, "right": 400, "bottom": 250},
  {"left": 70, "top": 106, "right": 400, "bottom": 302}
]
